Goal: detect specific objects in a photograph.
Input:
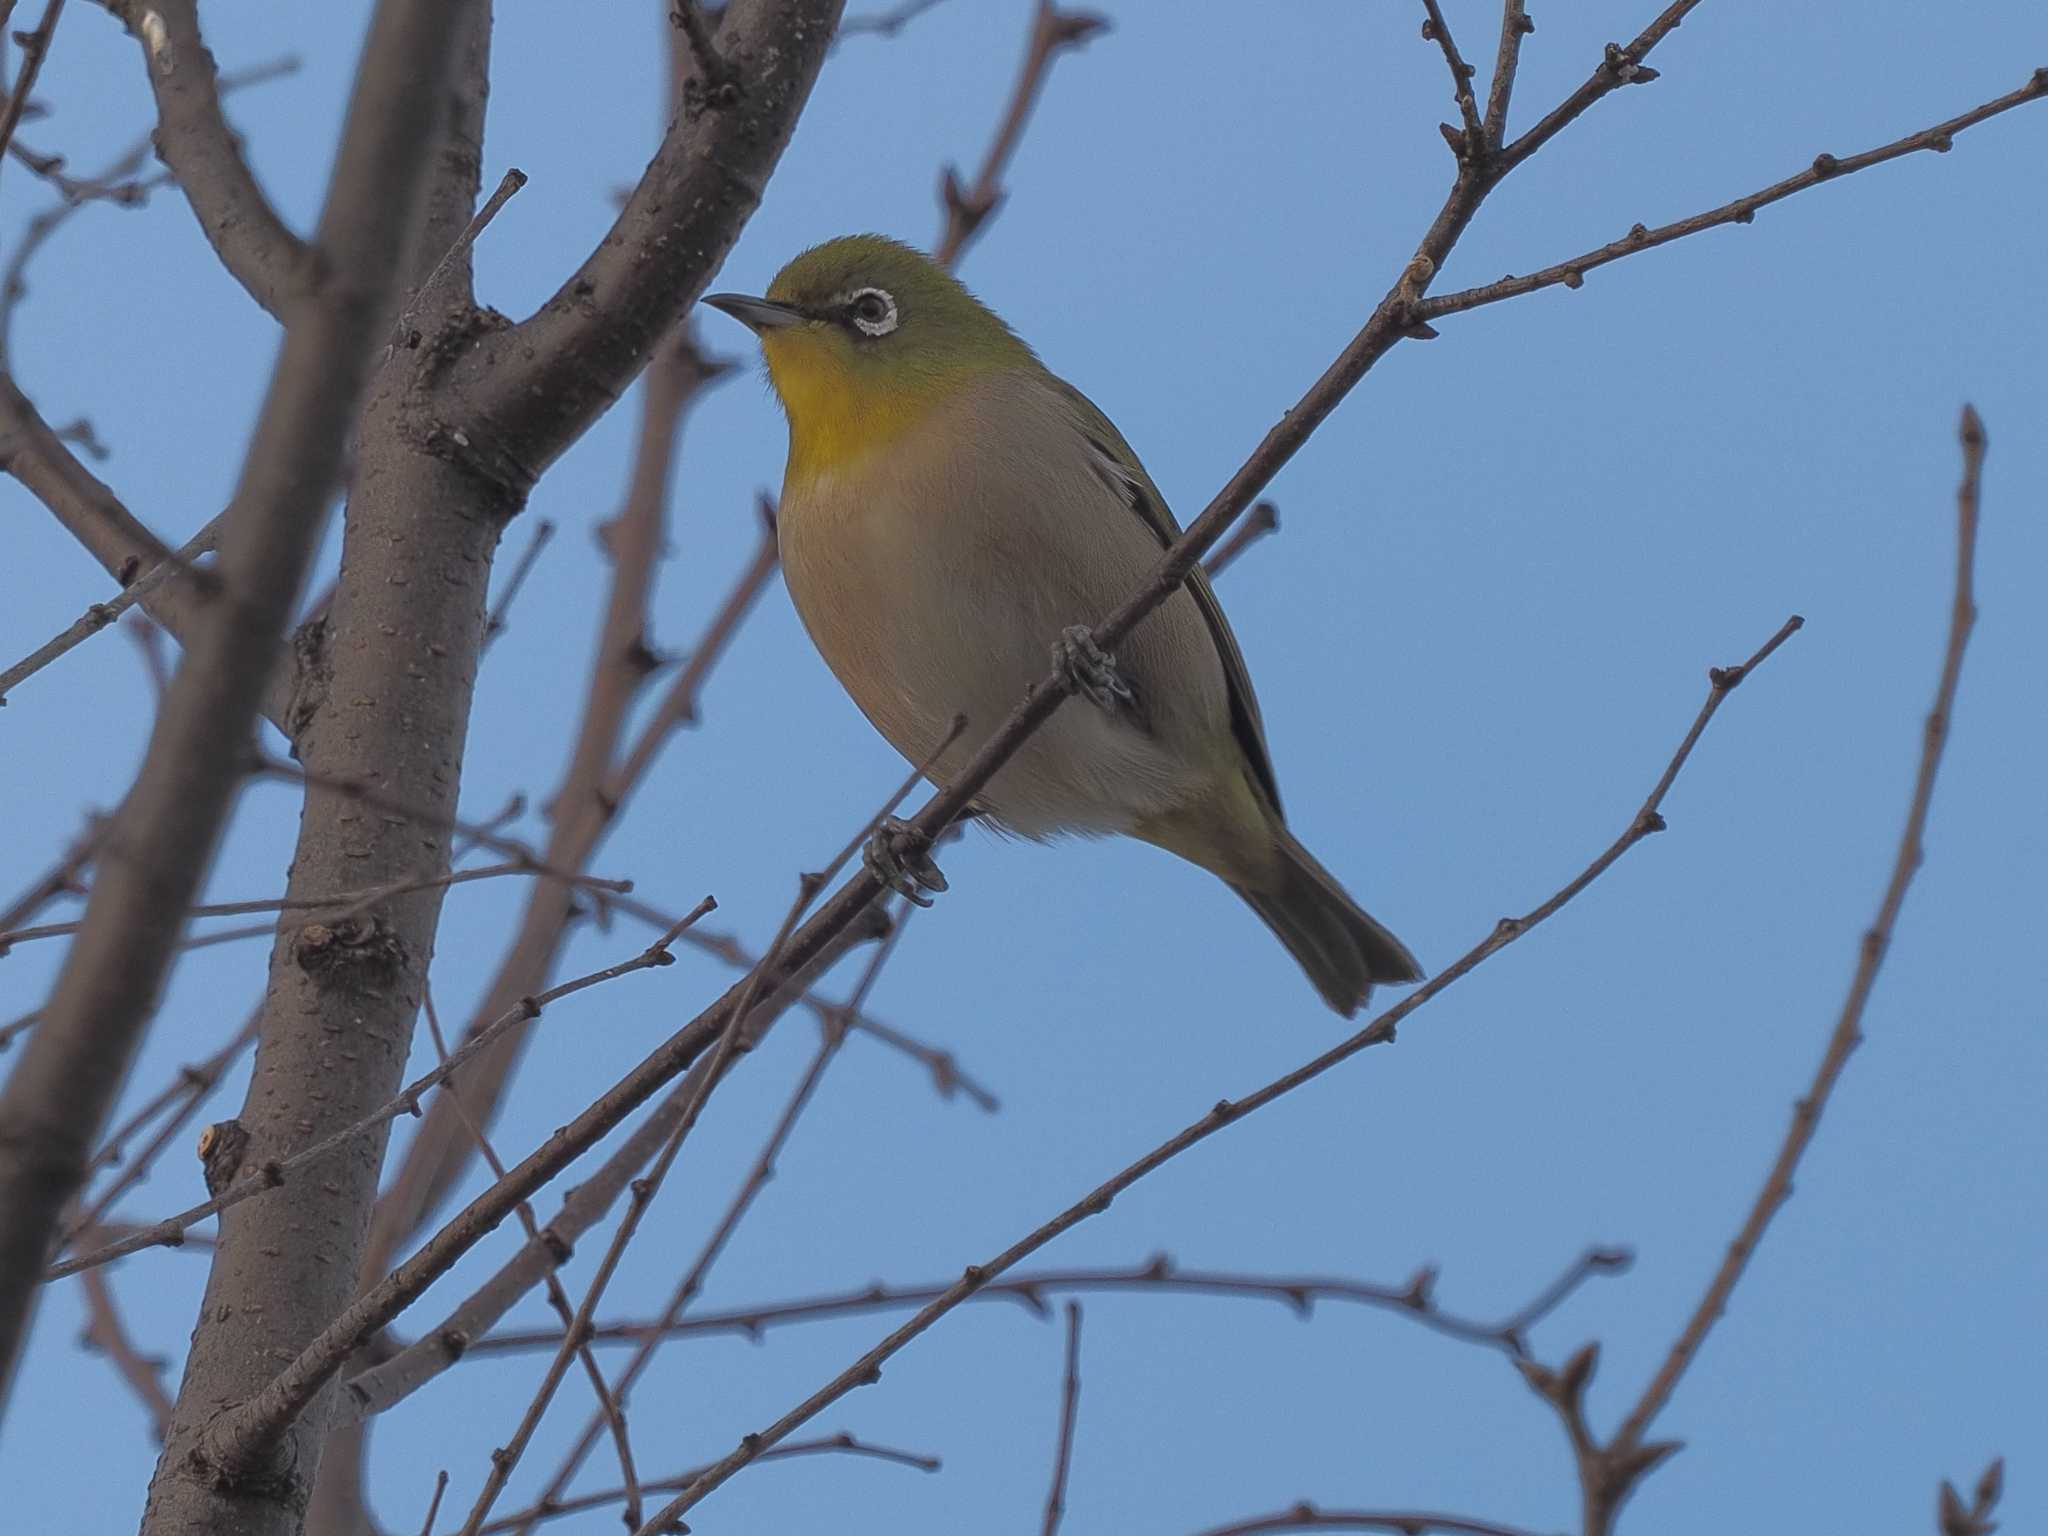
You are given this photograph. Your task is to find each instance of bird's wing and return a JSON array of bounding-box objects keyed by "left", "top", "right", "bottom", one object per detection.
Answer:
[{"left": 1053, "top": 380, "right": 1283, "bottom": 815}]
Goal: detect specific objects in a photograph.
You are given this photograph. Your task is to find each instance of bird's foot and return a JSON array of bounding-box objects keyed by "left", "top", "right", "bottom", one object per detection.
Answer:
[
  {"left": 1055, "top": 625, "right": 1137, "bottom": 717},
  {"left": 863, "top": 816, "right": 949, "bottom": 907}
]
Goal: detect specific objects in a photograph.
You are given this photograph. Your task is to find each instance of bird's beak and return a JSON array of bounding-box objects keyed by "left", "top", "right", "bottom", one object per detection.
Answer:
[{"left": 703, "top": 293, "right": 805, "bottom": 333}]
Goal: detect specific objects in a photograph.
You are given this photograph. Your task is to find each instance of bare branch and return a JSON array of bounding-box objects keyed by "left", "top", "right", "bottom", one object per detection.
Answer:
[
  {"left": 0, "top": 0, "right": 65, "bottom": 187},
  {"left": 1200, "top": 501, "right": 1279, "bottom": 580},
  {"left": 1, "top": 859, "right": 629, "bottom": 951},
  {"left": 1418, "top": 0, "right": 1483, "bottom": 153},
  {"left": 474, "top": 1247, "right": 1631, "bottom": 1362},
  {"left": 476, "top": 1434, "right": 939, "bottom": 1535},
  {"left": 101, "top": 0, "right": 312, "bottom": 315},
  {"left": 0, "top": 819, "right": 96, "bottom": 954},
  {"left": 837, "top": 0, "right": 950, "bottom": 39},
  {"left": 1482, "top": 0, "right": 1533, "bottom": 147},
  {"left": 0, "top": 0, "right": 477, "bottom": 1410},
  {"left": 1189, "top": 1508, "right": 1551, "bottom": 1536},
  {"left": 358, "top": 321, "right": 734, "bottom": 1290},
  {"left": 62, "top": 1007, "right": 261, "bottom": 1245},
  {"left": 1937, "top": 1458, "right": 2004, "bottom": 1536},
  {"left": 1497, "top": 1, "right": 1702, "bottom": 172},
  {"left": 1611, "top": 409, "right": 1985, "bottom": 1457},
  {"left": 454, "top": 0, "right": 846, "bottom": 484},
  {"left": 418, "top": 1471, "right": 450, "bottom": 1536},
  {"left": 48, "top": 898, "right": 716, "bottom": 1280},
  {"left": 1419, "top": 71, "right": 2048, "bottom": 324},
  {"left": 599, "top": 496, "right": 781, "bottom": 799},
  {"left": 417, "top": 988, "right": 641, "bottom": 1533},
  {"left": 447, "top": 740, "right": 955, "bottom": 1536},
  {"left": 481, "top": 518, "right": 557, "bottom": 648},
  {"left": 932, "top": 1, "right": 1108, "bottom": 269},
  {"left": 80, "top": 1267, "right": 173, "bottom": 1441},
  {"left": 1039, "top": 1302, "right": 1083, "bottom": 1536},
  {"left": 0, "top": 387, "right": 276, "bottom": 721},
  {"left": 521, "top": 896, "right": 921, "bottom": 1518},
  {"left": 336, "top": 908, "right": 892, "bottom": 1427},
  {"left": 629, "top": 617, "right": 1801, "bottom": 1531}
]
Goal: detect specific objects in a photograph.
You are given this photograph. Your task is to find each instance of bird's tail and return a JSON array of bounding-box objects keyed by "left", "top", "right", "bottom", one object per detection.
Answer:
[{"left": 1232, "top": 826, "right": 1422, "bottom": 1017}]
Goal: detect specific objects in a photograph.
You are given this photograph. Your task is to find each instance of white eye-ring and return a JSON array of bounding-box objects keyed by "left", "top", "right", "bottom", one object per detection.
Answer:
[{"left": 842, "top": 286, "right": 898, "bottom": 337}]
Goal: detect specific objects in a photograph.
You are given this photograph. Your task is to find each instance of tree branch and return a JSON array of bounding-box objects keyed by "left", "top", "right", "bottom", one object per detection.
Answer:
[
  {"left": 472, "top": 1246, "right": 1630, "bottom": 1362},
  {"left": 516, "top": 895, "right": 919, "bottom": 1523},
  {"left": 1586, "top": 409, "right": 1982, "bottom": 1531},
  {"left": 1419, "top": 70, "right": 2048, "bottom": 324},
  {"left": 628, "top": 617, "right": 1802, "bottom": 1531},
  {"left": 932, "top": 1, "right": 1108, "bottom": 269},
  {"left": 1418, "top": 0, "right": 1483, "bottom": 152},
  {"left": 0, "top": 0, "right": 473, "bottom": 1416},
  {"left": 48, "top": 900, "right": 715, "bottom": 1280},
  {"left": 208, "top": 17, "right": 1756, "bottom": 1466},
  {"left": 100, "top": 0, "right": 312, "bottom": 316},
  {"left": 1189, "top": 1508, "right": 1550, "bottom": 1536},
  {"left": 1039, "top": 1301, "right": 1083, "bottom": 1536},
  {"left": 450, "top": 0, "right": 846, "bottom": 486},
  {"left": 334, "top": 908, "right": 891, "bottom": 1427},
  {"left": 475, "top": 1434, "right": 939, "bottom": 1535},
  {"left": 0, "top": 0, "right": 65, "bottom": 187},
  {"left": 79, "top": 1266, "right": 173, "bottom": 1442}
]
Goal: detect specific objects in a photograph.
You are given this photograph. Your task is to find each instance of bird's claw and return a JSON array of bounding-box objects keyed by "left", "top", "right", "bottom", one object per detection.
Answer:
[
  {"left": 1055, "top": 625, "right": 1137, "bottom": 717},
  {"left": 863, "top": 816, "right": 948, "bottom": 907}
]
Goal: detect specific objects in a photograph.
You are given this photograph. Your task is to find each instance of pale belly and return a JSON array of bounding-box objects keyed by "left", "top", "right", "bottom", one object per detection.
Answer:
[{"left": 779, "top": 465, "right": 1225, "bottom": 840}]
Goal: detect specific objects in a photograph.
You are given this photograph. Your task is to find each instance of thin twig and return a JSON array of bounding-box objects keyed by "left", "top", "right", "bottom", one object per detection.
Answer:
[
  {"left": 62, "top": 1008, "right": 262, "bottom": 1243},
  {"left": 420, "top": 987, "right": 642, "bottom": 1530},
  {"left": 669, "top": 0, "right": 733, "bottom": 92},
  {"left": 630, "top": 616, "right": 1801, "bottom": 1532},
  {"left": 1189, "top": 1509, "right": 1551, "bottom": 1536},
  {"left": 837, "top": 0, "right": 950, "bottom": 39},
  {"left": 1039, "top": 1302, "right": 1083, "bottom": 1536},
  {"left": 605, "top": 888, "right": 995, "bottom": 1108},
  {"left": 395, "top": 167, "right": 527, "bottom": 341},
  {"left": 478, "top": 1246, "right": 1630, "bottom": 1361},
  {"left": 1608, "top": 410, "right": 1985, "bottom": 1471},
  {"left": 357, "top": 312, "right": 737, "bottom": 1294},
  {"left": 932, "top": 1, "right": 1108, "bottom": 268},
  {"left": 0, "top": 0, "right": 65, "bottom": 187},
  {"left": 1418, "top": 0, "right": 1483, "bottom": 150},
  {"left": 1200, "top": 501, "right": 1279, "bottom": 580},
  {"left": 80, "top": 1267, "right": 173, "bottom": 1440},
  {"left": 452, "top": 735, "right": 958, "bottom": 1536},
  {"left": 182, "top": 4, "right": 1880, "bottom": 1460},
  {"left": 336, "top": 911, "right": 893, "bottom": 1430},
  {"left": 599, "top": 497, "right": 780, "bottom": 800},
  {"left": 46, "top": 899, "right": 716, "bottom": 1278},
  {"left": 518, "top": 897, "right": 920, "bottom": 1529},
  {"left": 477, "top": 1435, "right": 939, "bottom": 1535},
  {"left": 0, "top": 859, "right": 630, "bottom": 951},
  {"left": 1497, "top": 0, "right": 1702, "bottom": 172},
  {"left": 1937, "top": 1458, "right": 2004, "bottom": 1536},
  {"left": 1421, "top": 70, "right": 2048, "bottom": 324},
  {"left": 0, "top": 515, "right": 222, "bottom": 707},
  {"left": 419, "top": 1470, "right": 450, "bottom": 1536},
  {"left": 1482, "top": 0, "right": 1533, "bottom": 148},
  {"left": 0, "top": 819, "right": 97, "bottom": 957},
  {"left": 482, "top": 518, "right": 556, "bottom": 648}
]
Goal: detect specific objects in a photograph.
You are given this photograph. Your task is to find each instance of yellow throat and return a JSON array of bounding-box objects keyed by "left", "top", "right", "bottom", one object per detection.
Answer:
[{"left": 761, "top": 330, "right": 969, "bottom": 490}]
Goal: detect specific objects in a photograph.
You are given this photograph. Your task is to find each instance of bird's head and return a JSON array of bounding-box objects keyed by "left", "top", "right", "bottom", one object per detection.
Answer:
[{"left": 705, "top": 234, "right": 1035, "bottom": 483}]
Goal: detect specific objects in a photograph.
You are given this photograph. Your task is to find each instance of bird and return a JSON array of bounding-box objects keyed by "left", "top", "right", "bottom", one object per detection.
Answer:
[{"left": 705, "top": 234, "right": 1421, "bottom": 1015}]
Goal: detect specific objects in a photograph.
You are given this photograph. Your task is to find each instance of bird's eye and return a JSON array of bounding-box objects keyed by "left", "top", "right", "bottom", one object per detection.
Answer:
[{"left": 843, "top": 287, "right": 898, "bottom": 337}]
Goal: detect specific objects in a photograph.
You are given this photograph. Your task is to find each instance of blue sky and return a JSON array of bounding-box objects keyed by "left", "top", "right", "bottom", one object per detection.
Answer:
[{"left": 3, "top": 2, "right": 2043, "bottom": 1532}]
